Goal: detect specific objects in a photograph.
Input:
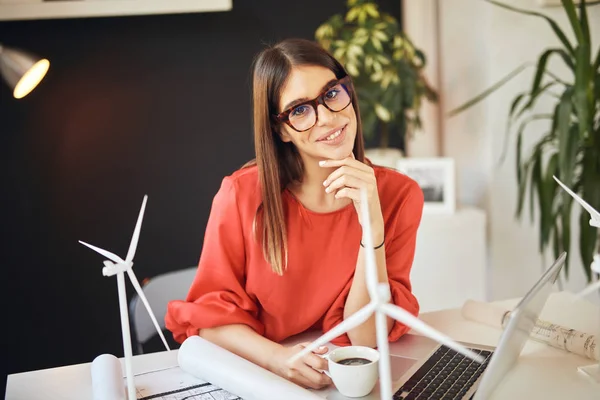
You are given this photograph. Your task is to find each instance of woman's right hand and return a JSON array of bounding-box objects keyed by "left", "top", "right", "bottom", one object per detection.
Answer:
[{"left": 269, "top": 342, "right": 333, "bottom": 389}]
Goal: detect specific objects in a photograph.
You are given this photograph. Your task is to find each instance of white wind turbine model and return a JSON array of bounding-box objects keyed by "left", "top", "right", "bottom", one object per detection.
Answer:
[
  {"left": 79, "top": 195, "right": 171, "bottom": 400},
  {"left": 290, "top": 189, "right": 485, "bottom": 400},
  {"left": 553, "top": 176, "right": 600, "bottom": 297},
  {"left": 553, "top": 176, "right": 600, "bottom": 382}
]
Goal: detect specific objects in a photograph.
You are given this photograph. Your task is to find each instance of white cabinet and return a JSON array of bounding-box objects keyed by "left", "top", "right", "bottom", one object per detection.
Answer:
[{"left": 410, "top": 206, "right": 487, "bottom": 313}]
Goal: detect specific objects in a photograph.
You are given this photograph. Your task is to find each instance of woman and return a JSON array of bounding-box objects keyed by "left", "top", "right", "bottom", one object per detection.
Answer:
[{"left": 166, "top": 38, "right": 423, "bottom": 389}]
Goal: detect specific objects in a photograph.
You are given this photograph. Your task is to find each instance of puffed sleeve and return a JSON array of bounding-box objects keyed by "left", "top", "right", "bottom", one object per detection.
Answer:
[
  {"left": 322, "top": 181, "right": 423, "bottom": 346},
  {"left": 165, "top": 177, "right": 264, "bottom": 344}
]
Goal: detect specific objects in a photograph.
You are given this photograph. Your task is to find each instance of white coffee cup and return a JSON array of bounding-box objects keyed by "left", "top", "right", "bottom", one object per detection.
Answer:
[{"left": 324, "top": 346, "right": 379, "bottom": 398}]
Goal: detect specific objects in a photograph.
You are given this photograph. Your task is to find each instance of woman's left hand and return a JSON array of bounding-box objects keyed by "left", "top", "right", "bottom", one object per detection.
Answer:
[{"left": 320, "top": 156, "right": 384, "bottom": 235}]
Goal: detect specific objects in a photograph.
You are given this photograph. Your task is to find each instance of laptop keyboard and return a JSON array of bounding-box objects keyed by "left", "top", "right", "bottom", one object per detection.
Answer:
[{"left": 393, "top": 345, "right": 493, "bottom": 400}]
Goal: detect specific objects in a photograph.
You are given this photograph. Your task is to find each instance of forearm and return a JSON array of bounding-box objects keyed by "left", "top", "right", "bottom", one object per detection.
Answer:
[
  {"left": 343, "top": 229, "right": 393, "bottom": 347},
  {"left": 199, "top": 324, "right": 282, "bottom": 372}
]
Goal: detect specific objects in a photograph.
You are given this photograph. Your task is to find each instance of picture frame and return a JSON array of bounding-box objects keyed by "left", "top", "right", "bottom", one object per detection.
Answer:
[{"left": 396, "top": 157, "right": 456, "bottom": 214}]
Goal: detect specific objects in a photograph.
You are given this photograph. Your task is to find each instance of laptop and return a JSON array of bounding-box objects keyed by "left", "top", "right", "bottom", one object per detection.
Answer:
[{"left": 326, "top": 252, "right": 566, "bottom": 400}]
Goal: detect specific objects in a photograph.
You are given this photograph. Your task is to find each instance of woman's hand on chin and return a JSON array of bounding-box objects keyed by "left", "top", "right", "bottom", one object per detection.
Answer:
[{"left": 319, "top": 156, "right": 385, "bottom": 235}]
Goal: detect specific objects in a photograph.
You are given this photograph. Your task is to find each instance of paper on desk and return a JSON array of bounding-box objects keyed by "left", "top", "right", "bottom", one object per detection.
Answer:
[
  {"left": 90, "top": 336, "right": 335, "bottom": 400},
  {"left": 178, "top": 336, "right": 328, "bottom": 400},
  {"left": 461, "top": 299, "right": 599, "bottom": 361},
  {"left": 133, "top": 365, "right": 242, "bottom": 399}
]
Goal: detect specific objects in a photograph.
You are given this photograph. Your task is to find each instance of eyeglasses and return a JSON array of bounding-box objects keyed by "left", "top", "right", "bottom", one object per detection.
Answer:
[{"left": 274, "top": 76, "right": 353, "bottom": 132}]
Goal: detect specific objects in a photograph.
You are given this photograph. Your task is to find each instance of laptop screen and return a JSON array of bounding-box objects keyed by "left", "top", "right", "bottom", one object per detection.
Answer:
[{"left": 473, "top": 252, "right": 566, "bottom": 400}]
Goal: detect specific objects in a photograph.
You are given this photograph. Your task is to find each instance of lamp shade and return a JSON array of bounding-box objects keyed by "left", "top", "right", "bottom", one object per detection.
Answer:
[{"left": 0, "top": 44, "right": 50, "bottom": 99}]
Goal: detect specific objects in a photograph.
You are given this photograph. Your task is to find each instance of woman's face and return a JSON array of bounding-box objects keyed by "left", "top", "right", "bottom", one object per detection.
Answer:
[{"left": 277, "top": 65, "right": 357, "bottom": 162}]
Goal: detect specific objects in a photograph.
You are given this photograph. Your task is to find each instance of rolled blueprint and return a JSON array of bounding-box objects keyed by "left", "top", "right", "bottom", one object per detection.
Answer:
[
  {"left": 91, "top": 353, "right": 126, "bottom": 400},
  {"left": 179, "top": 336, "right": 324, "bottom": 400},
  {"left": 461, "top": 299, "right": 598, "bottom": 361}
]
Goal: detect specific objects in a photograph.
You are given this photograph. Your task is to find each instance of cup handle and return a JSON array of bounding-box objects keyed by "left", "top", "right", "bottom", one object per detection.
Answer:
[{"left": 319, "top": 353, "right": 332, "bottom": 378}]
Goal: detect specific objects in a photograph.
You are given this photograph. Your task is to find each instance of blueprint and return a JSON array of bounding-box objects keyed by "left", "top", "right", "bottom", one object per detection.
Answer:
[
  {"left": 134, "top": 365, "right": 242, "bottom": 400},
  {"left": 530, "top": 319, "right": 598, "bottom": 361}
]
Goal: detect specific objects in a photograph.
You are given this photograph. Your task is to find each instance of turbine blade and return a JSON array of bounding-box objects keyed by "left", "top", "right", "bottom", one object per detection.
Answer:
[
  {"left": 288, "top": 302, "right": 377, "bottom": 364},
  {"left": 79, "top": 241, "right": 124, "bottom": 264},
  {"left": 126, "top": 195, "right": 148, "bottom": 263},
  {"left": 592, "top": 257, "right": 600, "bottom": 274},
  {"left": 576, "top": 281, "right": 600, "bottom": 299},
  {"left": 380, "top": 304, "right": 485, "bottom": 363},
  {"left": 553, "top": 176, "right": 600, "bottom": 222},
  {"left": 126, "top": 269, "right": 171, "bottom": 351}
]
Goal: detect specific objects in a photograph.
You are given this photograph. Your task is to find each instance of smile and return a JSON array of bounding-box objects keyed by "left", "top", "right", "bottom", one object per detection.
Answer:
[
  {"left": 324, "top": 129, "right": 342, "bottom": 141},
  {"left": 317, "top": 125, "right": 347, "bottom": 143}
]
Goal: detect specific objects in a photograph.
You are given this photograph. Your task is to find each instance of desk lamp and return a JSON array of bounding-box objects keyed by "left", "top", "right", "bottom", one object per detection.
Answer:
[{"left": 0, "top": 43, "right": 49, "bottom": 99}]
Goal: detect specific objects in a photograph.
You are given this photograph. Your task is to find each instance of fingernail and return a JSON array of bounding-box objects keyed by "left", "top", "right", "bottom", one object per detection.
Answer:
[
  {"left": 325, "top": 186, "right": 331, "bottom": 193},
  {"left": 319, "top": 160, "right": 326, "bottom": 166},
  {"left": 318, "top": 346, "right": 326, "bottom": 350},
  {"left": 323, "top": 180, "right": 328, "bottom": 186}
]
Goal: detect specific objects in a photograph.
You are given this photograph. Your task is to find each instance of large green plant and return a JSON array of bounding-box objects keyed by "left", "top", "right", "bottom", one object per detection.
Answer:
[
  {"left": 315, "top": 0, "right": 437, "bottom": 148},
  {"left": 450, "top": 0, "right": 600, "bottom": 281}
]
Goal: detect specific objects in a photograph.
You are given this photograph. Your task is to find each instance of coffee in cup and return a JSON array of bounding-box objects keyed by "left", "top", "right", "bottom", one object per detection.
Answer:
[
  {"left": 324, "top": 346, "right": 379, "bottom": 398},
  {"left": 336, "top": 357, "right": 372, "bottom": 366}
]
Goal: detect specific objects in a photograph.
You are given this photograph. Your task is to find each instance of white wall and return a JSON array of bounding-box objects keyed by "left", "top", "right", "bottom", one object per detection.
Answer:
[
  {"left": 406, "top": 0, "right": 599, "bottom": 302},
  {"left": 403, "top": 0, "right": 442, "bottom": 156}
]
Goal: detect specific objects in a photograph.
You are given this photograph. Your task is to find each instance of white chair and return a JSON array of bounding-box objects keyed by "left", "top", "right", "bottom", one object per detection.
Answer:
[{"left": 129, "top": 266, "right": 197, "bottom": 354}]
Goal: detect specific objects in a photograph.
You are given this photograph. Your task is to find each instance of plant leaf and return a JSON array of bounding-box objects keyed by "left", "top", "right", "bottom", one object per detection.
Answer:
[
  {"left": 529, "top": 158, "right": 537, "bottom": 224},
  {"left": 561, "top": 200, "right": 572, "bottom": 278},
  {"left": 532, "top": 50, "right": 574, "bottom": 97},
  {"left": 579, "top": 0, "right": 591, "bottom": 47},
  {"left": 561, "top": 0, "right": 584, "bottom": 44},
  {"left": 516, "top": 153, "right": 528, "bottom": 218},
  {"left": 522, "top": 133, "right": 555, "bottom": 222},
  {"left": 552, "top": 218, "right": 561, "bottom": 262},
  {"left": 532, "top": 150, "right": 548, "bottom": 251},
  {"left": 508, "top": 93, "right": 527, "bottom": 121},
  {"left": 513, "top": 80, "right": 562, "bottom": 122},
  {"left": 574, "top": 43, "right": 592, "bottom": 141},
  {"left": 448, "top": 63, "right": 530, "bottom": 116},
  {"left": 579, "top": 209, "right": 595, "bottom": 281},
  {"left": 544, "top": 152, "right": 560, "bottom": 255},
  {"left": 486, "top": 0, "right": 575, "bottom": 56},
  {"left": 556, "top": 89, "right": 575, "bottom": 188},
  {"left": 374, "top": 103, "right": 391, "bottom": 122},
  {"left": 502, "top": 114, "right": 553, "bottom": 166}
]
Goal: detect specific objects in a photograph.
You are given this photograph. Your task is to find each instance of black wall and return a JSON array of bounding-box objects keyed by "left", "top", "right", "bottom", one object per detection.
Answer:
[{"left": 1, "top": 0, "right": 402, "bottom": 392}]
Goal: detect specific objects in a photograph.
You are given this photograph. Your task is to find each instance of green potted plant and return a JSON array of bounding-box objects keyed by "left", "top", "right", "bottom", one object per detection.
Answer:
[
  {"left": 450, "top": 0, "right": 599, "bottom": 281},
  {"left": 315, "top": 0, "right": 437, "bottom": 167}
]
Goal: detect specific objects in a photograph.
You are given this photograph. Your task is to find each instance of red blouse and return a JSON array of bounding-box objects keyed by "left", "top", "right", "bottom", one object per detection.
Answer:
[{"left": 166, "top": 165, "right": 423, "bottom": 346}]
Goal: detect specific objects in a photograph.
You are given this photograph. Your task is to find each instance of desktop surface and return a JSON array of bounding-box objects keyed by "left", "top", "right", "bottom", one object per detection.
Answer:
[{"left": 6, "top": 292, "right": 599, "bottom": 400}]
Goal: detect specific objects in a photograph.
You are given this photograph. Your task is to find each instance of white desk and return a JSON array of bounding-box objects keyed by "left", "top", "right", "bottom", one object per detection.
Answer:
[{"left": 6, "top": 291, "right": 599, "bottom": 399}]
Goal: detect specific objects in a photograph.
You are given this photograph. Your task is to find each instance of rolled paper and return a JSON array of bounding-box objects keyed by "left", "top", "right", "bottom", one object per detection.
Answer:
[
  {"left": 528, "top": 319, "right": 598, "bottom": 361},
  {"left": 91, "top": 354, "right": 126, "bottom": 400},
  {"left": 461, "top": 299, "right": 598, "bottom": 361},
  {"left": 178, "top": 336, "right": 324, "bottom": 400},
  {"left": 461, "top": 299, "right": 509, "bottom": 329}
]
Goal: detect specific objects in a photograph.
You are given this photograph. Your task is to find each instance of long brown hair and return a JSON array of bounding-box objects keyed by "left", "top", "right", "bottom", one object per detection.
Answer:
[{"left": 250, "top": 38, "right": 365, "bottom": 275}]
